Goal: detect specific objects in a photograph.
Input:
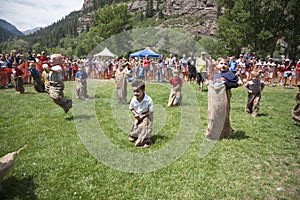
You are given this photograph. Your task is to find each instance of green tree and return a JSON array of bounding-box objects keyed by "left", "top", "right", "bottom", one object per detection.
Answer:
[
  {"left": 197, "top": 37, "right": 230, "bottom": 59},
  {"left": 146, "top": 0, "right": 154, "bottom": 18},
  {"left": 93, "top": 4, "right": 132, "bottom": 40},
  {"left": 216, "top": 0, "right": 299, "bottom": 59}
]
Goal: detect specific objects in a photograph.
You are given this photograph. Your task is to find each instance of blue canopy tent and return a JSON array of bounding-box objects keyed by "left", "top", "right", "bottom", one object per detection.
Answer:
[{"left": 130, "top": 48, "right": 161, "bottom": 58}]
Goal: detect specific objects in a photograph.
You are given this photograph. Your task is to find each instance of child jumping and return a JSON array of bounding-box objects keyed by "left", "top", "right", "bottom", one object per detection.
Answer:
[{"left": 245, "top": 70, "right": 265, "bottom": 117}]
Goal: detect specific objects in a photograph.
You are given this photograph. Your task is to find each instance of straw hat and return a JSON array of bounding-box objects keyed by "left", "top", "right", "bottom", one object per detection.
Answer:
[{"left": 50, "top": 54, "right": 62, "bottom": 64}]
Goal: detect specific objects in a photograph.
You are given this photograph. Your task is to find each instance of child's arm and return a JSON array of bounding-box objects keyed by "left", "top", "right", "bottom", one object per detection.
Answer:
[
  {"left": 220, "top": 72, "right": 242, "bottom": 89},
  {"left": 245, "top": 82, "right": 252, "bottom": 93},
  {"left": 131, "top": 109, "right": 151, "bottom": 121},
  {"left": 140, "top": 110, "right": 150, "bottom": 120},
  {"left": 260, "top": 81, "right": 265, "bottom": 91},
  {"left": 224, "top": 81, "right": 239, "bottom": 89},
  {"left": 130, "top": 109, "right": 140, "bottom": 119}
]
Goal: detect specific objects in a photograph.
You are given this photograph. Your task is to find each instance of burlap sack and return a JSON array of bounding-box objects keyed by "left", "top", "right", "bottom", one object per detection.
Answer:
[
  {"left": 0, "top": 145, "right": 26, "bottom": 192},
  {"left": 292, "top": 92, "right": 300, "bottom": 122},
  {"left": 206, "top": 81, "right": 233, "bottom": 140}
]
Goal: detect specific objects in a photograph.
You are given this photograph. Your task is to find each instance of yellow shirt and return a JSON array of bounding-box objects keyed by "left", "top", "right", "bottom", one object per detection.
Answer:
[
  {"left": 42, "top": 71, "right": 50, "bottom": 85},
  {"left": 196, "top": 58, "right": 207, "bottom": 73}
]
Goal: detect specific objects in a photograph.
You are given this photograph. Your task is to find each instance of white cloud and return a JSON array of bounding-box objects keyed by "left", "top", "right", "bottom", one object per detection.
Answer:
[{"left": 2, "top": 0, "right": 84, "bottom": 31}]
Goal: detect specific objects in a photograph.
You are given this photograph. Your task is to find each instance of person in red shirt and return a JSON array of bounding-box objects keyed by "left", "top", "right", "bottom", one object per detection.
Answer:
[
  {"left": 143, "top": 55, "right": 151, "bottom": 81},
  {"left": 39, "top": 51, "right": 49, "bottom": 63},
  {"left": 167, "top": 69, "right": 183, "bottom": 106},
  {"left": 72, "top": 61, "right": 79, "bottom": 81}
]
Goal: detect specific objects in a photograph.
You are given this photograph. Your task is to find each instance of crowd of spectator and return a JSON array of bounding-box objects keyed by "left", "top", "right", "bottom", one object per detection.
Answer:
[{"left": 1, "top": 49, "right": 299, "bottom": 89}]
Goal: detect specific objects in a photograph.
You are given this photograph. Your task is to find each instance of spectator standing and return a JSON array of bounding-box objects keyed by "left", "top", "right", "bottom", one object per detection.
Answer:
[
  {"left": 39, "top": 51, "right": 48, "bottom": 63},
  {"left": 195, "top": 51, "right": 209, "bottom": 91},
  {"left": 187, "top": 53, "right": 197, "bottom": 84},
  {"left": 75, "top": 65, "right": 89, "bottom": 100},
  {"left": 295, "top": 59, "right": 300, "bottom": 86},
  {"left": 180, "top": 54, "right": 188, "bottom": 81},
  {"left": 41, "top": 63, "right": 50, "bottom": 93},
  {"left": 12, "top": 62, "right": 25, "bottom": 94},
  {"left": 143, "top": 55, "right": 151, "bottom": 81},
  {"left": 229, "top": 56, "right": 238, "bottom": 74},
  {"left": 283, "top": 59, "right": 293, "bottom": 87},
  {"left": 166, "top": 53, "right": 176, "bottom": 80},
  {"left": 26, "top": 50, "right": 35, "bottom": 62},
  {"left": 72, "top": 61, "right": 79, "bottom": 81},
  {"left": 267, "top": 58, "right": 276, "bottom": 86}
]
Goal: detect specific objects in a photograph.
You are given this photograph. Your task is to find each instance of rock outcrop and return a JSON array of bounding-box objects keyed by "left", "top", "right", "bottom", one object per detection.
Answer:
[{"left": 78, "top": 0, "right": 218, "bottom": 37}]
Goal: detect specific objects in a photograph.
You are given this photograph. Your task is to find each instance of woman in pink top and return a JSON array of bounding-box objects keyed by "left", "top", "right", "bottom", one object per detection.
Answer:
[{"left": 143, "top": 55, "right": 151, "bottom": 80}]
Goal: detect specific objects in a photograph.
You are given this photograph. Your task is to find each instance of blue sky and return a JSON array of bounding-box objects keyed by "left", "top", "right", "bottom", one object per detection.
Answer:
[{"left": 2, "top": 0, "right": 84, "bottom": 31}]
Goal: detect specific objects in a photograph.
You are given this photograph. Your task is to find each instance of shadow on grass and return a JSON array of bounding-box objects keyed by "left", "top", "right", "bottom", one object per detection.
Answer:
[
  {"left": 152, "top": 135, "right": 168, "bottom": 144},
  {"left": 294, "top": 122, "right": 300, "bottom": 127},
  {"left": 23, "top": 92, "right": 40, "bottom": 95},
  {"left": 65, "top": 115, "right": 94, "bottom": 121},
  {"left": 229, "top": 131, "right": 251, "bottom": 140},
  {"left": 0, "top": 176, "right": 37, "bottom": 200},
  {"left": 257, "top": 113, "right": 268, "bottom": 117}
]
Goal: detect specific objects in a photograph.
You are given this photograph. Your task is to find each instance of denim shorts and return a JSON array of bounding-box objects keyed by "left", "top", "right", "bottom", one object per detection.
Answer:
[{"left": 284, "top": 71, "right": 292, "bottom": 78}]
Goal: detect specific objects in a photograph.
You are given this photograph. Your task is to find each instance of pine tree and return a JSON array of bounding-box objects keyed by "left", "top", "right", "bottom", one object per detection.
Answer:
[{"left": 146, "top": 0, "right": 154, "bottom": 18}]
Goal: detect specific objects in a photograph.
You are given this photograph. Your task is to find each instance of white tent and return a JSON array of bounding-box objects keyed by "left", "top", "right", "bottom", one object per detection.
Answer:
[{"left": 94, "top": 47, "right": 116, "bottom": 57}]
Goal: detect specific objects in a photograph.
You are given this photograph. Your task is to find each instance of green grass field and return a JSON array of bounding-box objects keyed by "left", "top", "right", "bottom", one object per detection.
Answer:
[{"left": 0, "top": 80, "right": 299, "bottom": 199}]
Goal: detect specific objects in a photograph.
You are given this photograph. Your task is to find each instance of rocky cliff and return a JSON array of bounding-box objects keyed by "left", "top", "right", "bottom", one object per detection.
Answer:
[{"left": 78, "top": 0, "right": 218, "bottom": 37}]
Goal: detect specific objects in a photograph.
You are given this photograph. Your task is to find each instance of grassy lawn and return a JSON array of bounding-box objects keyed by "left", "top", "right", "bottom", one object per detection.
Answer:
[{"left": 0, "top": 80, "right": 299, "bottom": 199}]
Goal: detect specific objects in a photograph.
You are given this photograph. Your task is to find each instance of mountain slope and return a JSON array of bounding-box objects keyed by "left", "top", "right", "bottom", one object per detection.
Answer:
[
  {"left": 22, "top": 27, "right": 42, "bottom": 35},
  {"left": 0, "top": 19, "right": 24, "bottom": 42},
  {"left": 0, "top": 19, "right": 23, "bottom": 35}
]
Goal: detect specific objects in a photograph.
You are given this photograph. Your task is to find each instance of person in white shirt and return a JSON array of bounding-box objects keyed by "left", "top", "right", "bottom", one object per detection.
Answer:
[{"left": 128, "top": 80, "right": 154, "bottom": 148}]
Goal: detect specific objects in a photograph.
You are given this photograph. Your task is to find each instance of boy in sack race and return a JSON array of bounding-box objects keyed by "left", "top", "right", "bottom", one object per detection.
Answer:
[
  {"left": 245, "top": 70, "right": 265, "bottom": 117},
  {"left": 205, "top": 57, "right": 243, "bottom": 140},
  {"left": 49, "top": 54, "right": 72, "bottom": 113},
  {"left": 128, "top": 80, "right": 154, "bottom": 148}
]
